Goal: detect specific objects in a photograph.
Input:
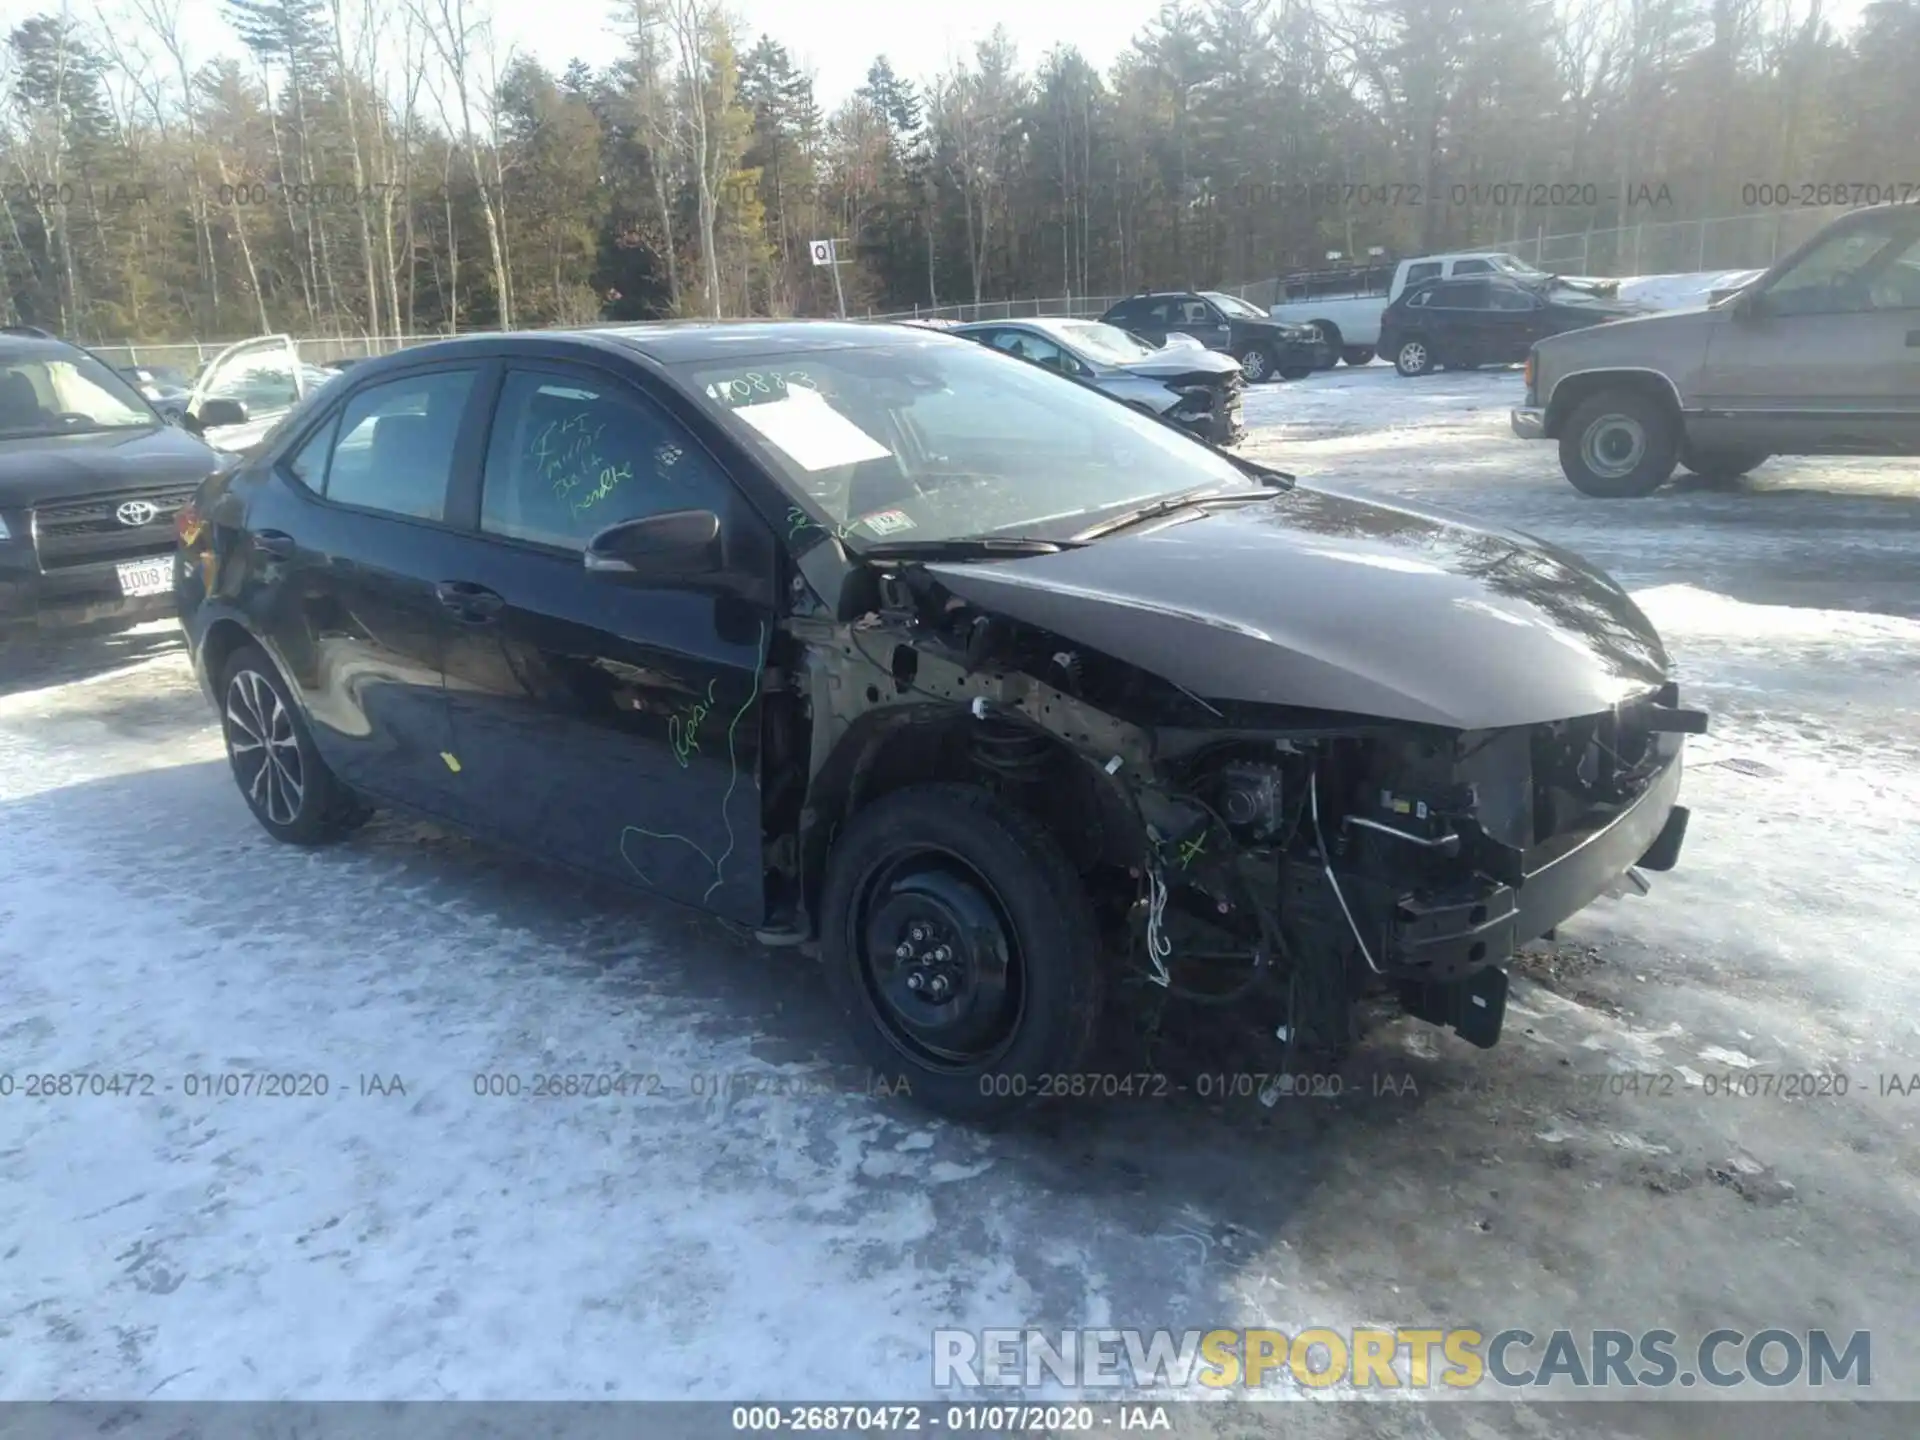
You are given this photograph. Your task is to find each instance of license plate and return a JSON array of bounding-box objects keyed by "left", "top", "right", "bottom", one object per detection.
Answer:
[{"left": 116, "top": 557, "right": 173, "bottom": 598}]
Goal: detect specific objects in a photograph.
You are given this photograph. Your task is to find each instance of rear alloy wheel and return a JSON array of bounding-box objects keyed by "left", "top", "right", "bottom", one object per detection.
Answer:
[
  {"left": 220, "top": 644, "right": 370, "bottom": 845},
  {"left": 1395, "top": 340, "right": 1433, "bottom": 376},
  {"left": 1342, "top": 347, "right": 1375, "bottom": 367},
  {"left": 1236, "top": 345, "right": 1275, "bottom": 383},
  {"left": 1559, "top": 390, "right": 1680, "bottom": 498},
  {"left": 819, "top": 784, "right": 1104, "bottom": 1121}
]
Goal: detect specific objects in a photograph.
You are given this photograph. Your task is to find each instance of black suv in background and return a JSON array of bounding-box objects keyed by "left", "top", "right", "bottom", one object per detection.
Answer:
[
  {"left": 1380, "top": 276, "right": 1644, "bottom": 377},
  {"left": 1100, "top": 291, "right": 1329, "bottom": 382},
  {"left": 0, "top": 328, "right": 225, "bottom": 635}
]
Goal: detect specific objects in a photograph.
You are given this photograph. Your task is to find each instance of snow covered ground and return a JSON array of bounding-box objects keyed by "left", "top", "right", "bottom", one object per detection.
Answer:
[{"left": 4, "top": 371, "right": 1920, "bottom": 1432}]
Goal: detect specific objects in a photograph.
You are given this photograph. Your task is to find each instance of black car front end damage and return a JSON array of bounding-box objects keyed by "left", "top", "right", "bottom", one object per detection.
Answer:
[{"left": 773, "top": 485, "right": 1702, "bottom": 1074}]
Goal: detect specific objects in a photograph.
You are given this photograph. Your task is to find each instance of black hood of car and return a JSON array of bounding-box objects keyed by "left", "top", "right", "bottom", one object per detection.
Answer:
[
  {"left": 924, "top": 485, "right": 1670, "bottom": 730},
  {"left": 0, "top": 423, "right": 222, "bottom": 507}
]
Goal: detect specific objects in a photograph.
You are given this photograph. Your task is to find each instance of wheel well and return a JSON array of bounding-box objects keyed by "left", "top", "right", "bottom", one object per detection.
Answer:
[
  {"left": 1544, "top": 371, "right": 1681, "bottom": 439},
  {"left": 1311, "top": 320, "right": 1342, "bottom": 346},
  {"left": 198, "top": 617, "right": 256, "bottom": 686},
  {"left": 797, "top": 709, "right": 1142, "bottom": 935}
]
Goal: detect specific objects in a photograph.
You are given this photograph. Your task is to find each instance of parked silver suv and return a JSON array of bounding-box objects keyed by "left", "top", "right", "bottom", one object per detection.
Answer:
[{"left": 1512, "top": 203, "right": 1920, "bottom": 496}]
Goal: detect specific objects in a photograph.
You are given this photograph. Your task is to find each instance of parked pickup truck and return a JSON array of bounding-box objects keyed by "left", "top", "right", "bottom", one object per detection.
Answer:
[
  {"left": 1512, "top": 202, "right": 1920, "bottom": 497},
  {"left": 1269, "top": 252, "right": 1618, "bottom": 366}
]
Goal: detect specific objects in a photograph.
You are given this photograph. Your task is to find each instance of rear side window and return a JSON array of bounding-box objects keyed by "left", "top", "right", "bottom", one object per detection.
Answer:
[
  {"left": 480, "top": 369, "right": 731, "bottom": 549},
  {"left": 323, "top": 369, "right": 476, "bottom": 521}
]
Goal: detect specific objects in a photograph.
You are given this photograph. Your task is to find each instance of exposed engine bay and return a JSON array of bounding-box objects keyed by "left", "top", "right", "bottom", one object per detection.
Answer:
[{"left": 772, "top": 543, "right": 1703, "bottom": 1071}]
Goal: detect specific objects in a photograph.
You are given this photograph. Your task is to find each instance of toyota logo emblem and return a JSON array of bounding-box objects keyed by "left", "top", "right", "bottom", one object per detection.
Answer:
[{"left": 115, "top": 500, "right": 160, "bottom": 527}]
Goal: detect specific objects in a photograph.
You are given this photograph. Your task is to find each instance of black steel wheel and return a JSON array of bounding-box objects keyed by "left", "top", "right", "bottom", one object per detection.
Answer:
[{"left": 819, "top": 783, "right": 1104, "bottom": 1120}]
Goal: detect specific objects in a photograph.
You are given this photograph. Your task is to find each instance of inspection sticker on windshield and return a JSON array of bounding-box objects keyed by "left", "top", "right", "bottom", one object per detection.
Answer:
[
  {"left": 853, "top": 508, "right": 916, "bottom": 537},
  {"left": 730, "top": 390, "right": 892, "bottom": 471}
]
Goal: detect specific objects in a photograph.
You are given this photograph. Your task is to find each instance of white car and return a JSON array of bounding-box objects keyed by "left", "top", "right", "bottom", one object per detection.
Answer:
[{"left": 182, "top": 335, "right": 342, "bottom": 452}]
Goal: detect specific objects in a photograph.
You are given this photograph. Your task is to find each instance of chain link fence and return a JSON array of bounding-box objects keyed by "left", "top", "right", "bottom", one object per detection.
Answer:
[{"left": 78, "top": 207, "right": 1852, "bottom": 369}]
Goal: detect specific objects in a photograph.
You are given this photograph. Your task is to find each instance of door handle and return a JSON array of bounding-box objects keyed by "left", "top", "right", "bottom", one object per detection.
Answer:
[
  {"left": 434, "top": 580, "right": 504, "bottom": 623},
  {"left": 254, "top": 529, "right": 295, "bottom": 558}
]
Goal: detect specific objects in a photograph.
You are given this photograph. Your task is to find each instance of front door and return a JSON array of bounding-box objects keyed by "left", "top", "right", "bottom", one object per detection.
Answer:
[
  {"left": 1696, "top": 209, "right": 1920, "bottom": 452},
  {"left": 241, "top": 365, "right": 484, "bottom": 817},
  {"left": 433, "top": 362, "right": 776, "bottom": 923},
  {"left": 1170, "top": 298, "right": 1233, "bottom": 352},
  {"left": 187, "top": 335, "right": 310, "bottom": 450}
]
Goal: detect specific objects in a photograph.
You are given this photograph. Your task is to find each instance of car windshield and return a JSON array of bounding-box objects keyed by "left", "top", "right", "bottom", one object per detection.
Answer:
[
  {"left": 1053, "top": 321, "right": 1160, "bottom": 364},
  {"left": 0, "top": 351, "right": 156, "bottom": 436},
  {"left": 675, "top": 339, "right": 1256, "bottom": 546},
  {"left": 1201, "top": 291, "right": 1265, "bottom": 319}
]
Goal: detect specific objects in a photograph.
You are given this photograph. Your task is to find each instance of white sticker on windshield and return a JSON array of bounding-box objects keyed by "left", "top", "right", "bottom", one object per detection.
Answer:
[
  {"left": 731, "top": 390, "right": 892, "bottom": 471},
  {"left": 855, "top": 508, "right": 916, "bottom": 536}
]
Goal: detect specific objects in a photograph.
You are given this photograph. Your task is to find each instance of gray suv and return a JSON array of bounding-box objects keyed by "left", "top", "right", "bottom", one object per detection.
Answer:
[{"left": 1512, "top": 203, "right": 1920, "bottom": 496}]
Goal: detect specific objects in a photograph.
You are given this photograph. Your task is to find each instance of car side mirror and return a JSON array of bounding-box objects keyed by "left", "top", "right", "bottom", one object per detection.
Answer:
[
  {"left": 195, "top": 398, "right": 249, "bottom": 429},
  {"left": 584, "top": 508, "right": 722, "bottom": 581}
]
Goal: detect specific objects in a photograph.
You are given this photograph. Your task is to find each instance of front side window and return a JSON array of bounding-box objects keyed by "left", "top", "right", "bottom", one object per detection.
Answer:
[
  {"left": 678, "top": 338, "right": 1255, "bottom": 547},
  {"left": 480, "top": 370, "right": 730, "bottom": 549},
  {"left": 1404, "top": 262, "right": 1443, "bottom": 287},
  {"left": 0, "top": 352, "right": 154, "bottom": 437},
  {"left": 1432, "top": 281, "right": 1492, "bottom": 310},
  {"left": 1767, "top": 220, "right": 1920, "bottom": 315},
  {"left": 991, "top": 331, "right": 1081, "bottom": 375},
  {"left": 323, "top": 369, "right": 475, "bottom": 522},
  {"left": 1489, "top": 284, "right": 1537, "bottom": 311},
  {"left": 1451, "top": 259, "right": 1494, "bottom": 276}
]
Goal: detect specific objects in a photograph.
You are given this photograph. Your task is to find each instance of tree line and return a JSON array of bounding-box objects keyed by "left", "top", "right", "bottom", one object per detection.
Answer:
[{"left": 1, "top": 0, "right": 1912, "bottom": 344}]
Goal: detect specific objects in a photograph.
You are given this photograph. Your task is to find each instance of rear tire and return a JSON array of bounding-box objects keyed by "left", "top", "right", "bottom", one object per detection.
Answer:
[
  {"left": 1559, "top": 390, "right": 1680, "bottom": 498},
  {"left": 1342, "top": 347, "right": 1375, "bottom": 367},
  {"left": 1394, "top": 340, "right": 1433, "bottom": 376},
  {"left": 1280, "top": 366, "right": 1313, "bottom": 381},
  {"left": 818, "top": 783, "right": 1105, "bottom": 1122},
  {"left": 219, "top": 644, "right": 371, "bottom": 845}
]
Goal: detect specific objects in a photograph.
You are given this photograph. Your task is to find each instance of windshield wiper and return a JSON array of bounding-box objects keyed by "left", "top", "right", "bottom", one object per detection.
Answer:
[
  {"left": 1073, "top": 486, "right": 1275, "bottom": 542},
  {"left": 1224, "top": 454, "right": 1295, "bottom": 488},
  {"left": 859, "top": 536, "right": 1085, "bottom": 560}
]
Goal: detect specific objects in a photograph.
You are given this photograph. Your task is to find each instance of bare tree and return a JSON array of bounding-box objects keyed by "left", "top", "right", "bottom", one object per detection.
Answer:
[{"left": 415, "top": 0, "right": 513, "bottom": 327}]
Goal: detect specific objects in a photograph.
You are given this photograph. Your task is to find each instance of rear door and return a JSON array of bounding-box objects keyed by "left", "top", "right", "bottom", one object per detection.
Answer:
[
  {"left": 1420, "top": 280, "right": 1494, "bottom": 363},
  {"left": 1697, "top": 210, "right": 1920, "bottom": 452},
  {"left": 430, "top": 360, "right": 778, "bottom": 922},
  {"left": 1484, "top": 281, "right": 1546, "bottom": 362},
  {"left": 237, "top": 363, "right": 485, "bottom": 816}
]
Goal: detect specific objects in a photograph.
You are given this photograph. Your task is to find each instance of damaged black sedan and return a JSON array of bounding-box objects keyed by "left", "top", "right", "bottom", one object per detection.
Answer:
[{"left": 176, "top": 321, "right": 1701, "bottom": 1120}]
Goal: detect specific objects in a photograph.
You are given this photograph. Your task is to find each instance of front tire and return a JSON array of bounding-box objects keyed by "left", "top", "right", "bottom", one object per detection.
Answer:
[
  {"left": 819, "top": 783, "right": 1105, "bottom": 1121},
  {"left": 1394, "top": 339, "right": 1433, "bottom": 376},
  {"left": 1236, "top": 344, "right": 1276, "bottom": 383},
  {"left": 1559, "top": 390, "right": 1680, "bottom": 498},
  {"left": 219, "top": 644, "right": 371, "bottom": 845},
  {"left": 1342, "top": 347, "right": 1375, "bottom": 367}
]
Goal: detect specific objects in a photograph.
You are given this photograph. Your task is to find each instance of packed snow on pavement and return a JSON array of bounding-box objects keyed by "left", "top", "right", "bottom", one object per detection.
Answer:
[{"left": 4, "top": 365, "right": 1919, "bottom": 1435}]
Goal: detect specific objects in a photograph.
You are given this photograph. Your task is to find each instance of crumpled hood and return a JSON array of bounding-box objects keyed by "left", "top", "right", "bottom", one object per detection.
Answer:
[
  {"left": 0, "top": 424, "right": 222, "bottom": 506},
  {"left": 1116, "top": 349, "right": 1242, "bottom": 381},
  {"left": 924, "top": 484, "right": 1670, "bottom": 730}
]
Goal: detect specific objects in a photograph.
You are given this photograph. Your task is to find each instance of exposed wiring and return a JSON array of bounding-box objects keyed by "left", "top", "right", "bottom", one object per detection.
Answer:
[
  {"left": 1143, "top": 865, "right": 1173, "bottom": 987},
  {"left": 1308, "top": 768, "right": 1385, "bottom": 976}
]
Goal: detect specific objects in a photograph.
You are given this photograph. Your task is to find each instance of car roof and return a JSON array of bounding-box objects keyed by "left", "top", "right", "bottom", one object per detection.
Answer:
[
  {"left": 955, "top": 316, "right": 1095, "bottom": 338},
  {"left": 338, "top": 320, "right": 955, "bottom": 375},
  {"left": 0, "top": 334, "right": 83, "bottom": 362}
]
